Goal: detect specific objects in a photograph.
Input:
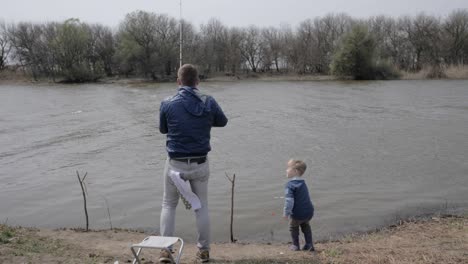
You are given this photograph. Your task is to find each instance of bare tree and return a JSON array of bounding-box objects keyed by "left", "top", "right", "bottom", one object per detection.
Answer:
[
  {"left": 400, "top": 14, "right": 442, "bottom": 71},
  {"left": 225, "top": 27, "right": 244, "bottom": 75},
  {"left": 261, "top": 27, "right": 283, "bottom": 72},
  {"left": 180, "top": 20, "right": 201, "bottom": 68},
  {"left": 318, "top": 13, "right": 353, "bottom": 73},
  {"left": 200, "top": 18, "right": 229, "bottom": 74},
  {"left": 416, "top": 14, "right": 443, "bottom": 68},
  {"left": 154, "top": 14, "right": 178, "bottom": 76},
  {"left": 279, "top": 23, "right": 297, "bottom": 72},
  {"left": 0, "top": 20, "right": 11, "bottom": 71},
  {"left": 38, "top": 22, "right": 59, "bottom": 81},
  {"left": 368, "top": 15, "right": 387, "bottom": 59},
  {"left": 368, "top": 16, "right": 408, "bottom": 67},
  {"left": 294, "top": 19, "right": 315, "bottom": 73},
  {"left": 239, "top": 25, "right": 263, "bottom": 72},
  {"left": 87, "top": 24, "right": 115, "bottom": 77},
  {"left": 116, "top": 11, "right": 178, "bottom": 79},
  {"left": 8, "top": 22, "right": 44, "bottom": 80},
  {"left": 443, "top": 9, "right": 468, "bottom": 65}
]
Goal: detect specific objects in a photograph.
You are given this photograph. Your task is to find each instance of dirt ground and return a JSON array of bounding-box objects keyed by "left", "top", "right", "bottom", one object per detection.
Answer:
[{"left": 1, "top": 215, "right": 467, "bottom": 264}]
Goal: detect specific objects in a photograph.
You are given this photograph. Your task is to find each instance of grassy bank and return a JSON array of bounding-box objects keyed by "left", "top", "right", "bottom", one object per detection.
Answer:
[
  {"left": 1, "top": 214, "right": 466, "bottom": 264},
  {"left": 2, "top": 66, "right": 468, "bottom": 86}
]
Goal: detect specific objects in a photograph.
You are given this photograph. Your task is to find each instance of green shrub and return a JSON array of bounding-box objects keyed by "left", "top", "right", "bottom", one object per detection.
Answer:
[
  {"left": 331, "top": 25, "right": 400, "bottom": 80},
  {"left": 373, "top": 60, "right": 401, "bottom": 80}
]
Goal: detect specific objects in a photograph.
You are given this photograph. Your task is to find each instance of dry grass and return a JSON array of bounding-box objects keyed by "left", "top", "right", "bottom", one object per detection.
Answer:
[
  {"left": 445, "top": 65, "right": 468, "bottom": 79},
  {"left": 205, "top": 73, "right": 338, "bottom": 82},
  {"left": 0, "top": 225, "right": 95, "bottom": 264},
  {"left": 401, "top": 65, "right": 468, "bottom": 80},
  {"left": 0, "top": 68, "right": 30, "bottom": 83},
  {"left": 0, "top": 215, "right": 467, "bottom": 264},
  {"left": 315, "top": 216, "right": 468, "bottom": 264}
]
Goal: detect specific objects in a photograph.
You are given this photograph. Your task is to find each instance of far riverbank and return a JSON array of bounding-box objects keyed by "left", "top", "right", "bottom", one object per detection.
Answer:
[{"left": 1, "top": 65, "right": 468, "bottom": 86}]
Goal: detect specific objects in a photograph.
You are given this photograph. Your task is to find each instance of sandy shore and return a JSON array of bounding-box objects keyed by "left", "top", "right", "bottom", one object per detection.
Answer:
[{"left": 1, "top": 214, "right": 466, "bottom": 264}]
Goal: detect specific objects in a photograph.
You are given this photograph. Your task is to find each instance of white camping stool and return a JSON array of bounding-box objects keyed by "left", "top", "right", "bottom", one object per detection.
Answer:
[{"left": 130, "top": 236, "right": 184, "bottom": 264}]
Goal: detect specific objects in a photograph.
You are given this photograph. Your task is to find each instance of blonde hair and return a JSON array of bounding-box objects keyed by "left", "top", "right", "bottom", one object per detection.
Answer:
[
  {"left": 178, "top": 64, "right": 199, "bottom": 87},
  {"left": 288, "top": 159, "right": 307, "bottom": 176}
]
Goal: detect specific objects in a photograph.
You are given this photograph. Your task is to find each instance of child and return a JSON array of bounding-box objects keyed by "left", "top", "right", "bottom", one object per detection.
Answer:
[{"left": 283, "top": 159, "right": 315, "bottom": 251}]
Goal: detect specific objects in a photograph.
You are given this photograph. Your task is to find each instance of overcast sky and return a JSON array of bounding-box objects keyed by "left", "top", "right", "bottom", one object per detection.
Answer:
[{"left": 1, "top": 0, "right": 468, "bottom": 28}]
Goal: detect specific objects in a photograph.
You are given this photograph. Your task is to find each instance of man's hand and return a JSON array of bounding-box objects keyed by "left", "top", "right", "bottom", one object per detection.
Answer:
[{"left": 283, "top": 215, "right": 289, "bottom": 221}]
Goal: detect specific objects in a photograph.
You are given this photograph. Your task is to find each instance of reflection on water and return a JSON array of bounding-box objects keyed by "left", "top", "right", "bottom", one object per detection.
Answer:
[{"left": 1, "top": 80, "right": 467, "bottom": 242}]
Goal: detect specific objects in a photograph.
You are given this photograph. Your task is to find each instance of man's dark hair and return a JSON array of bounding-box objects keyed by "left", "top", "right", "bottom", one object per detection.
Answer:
[{"left": 178, "top": 64, "right": 199, "bottom": 87}]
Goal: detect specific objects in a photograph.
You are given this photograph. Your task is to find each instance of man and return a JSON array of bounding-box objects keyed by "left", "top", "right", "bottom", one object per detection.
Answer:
[{"left": 158, "top": 64, "right": 228, "bottom": 263}]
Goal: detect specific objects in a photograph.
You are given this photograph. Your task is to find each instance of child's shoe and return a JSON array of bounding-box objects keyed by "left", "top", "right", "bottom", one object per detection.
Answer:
[
  {"left": 289, "top": 245, "right": 300, "bottom": 251},
  {"left": 302, "top": 244, "right": 315, "bottom": 251}
]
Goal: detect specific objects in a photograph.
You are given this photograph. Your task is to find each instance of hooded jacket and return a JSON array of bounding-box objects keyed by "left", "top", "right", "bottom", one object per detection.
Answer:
[
  {"left": 283, "top": 178, "right": 314, "bottom": 220},
  {"left": 159, "top": 86, "right": 228, "bottom": 158}
]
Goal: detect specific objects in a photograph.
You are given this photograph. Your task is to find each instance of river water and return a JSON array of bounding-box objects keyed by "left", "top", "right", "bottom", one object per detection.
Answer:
[{"left": 1, "top": 80, "right": 467, "bottom": 242}]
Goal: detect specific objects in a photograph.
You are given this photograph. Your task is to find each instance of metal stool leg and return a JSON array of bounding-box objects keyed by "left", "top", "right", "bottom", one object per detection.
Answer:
[
  {"left": 131, "top": 246, "right": 142, "bottom": 264},
  {"left": 174, "top": 238, "right": 184, "bottom": 264}
]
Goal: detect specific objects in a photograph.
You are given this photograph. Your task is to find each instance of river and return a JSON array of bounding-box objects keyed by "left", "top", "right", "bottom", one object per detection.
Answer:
[{"left": 1, "top": 80, "right": 467, "bottom": 242}]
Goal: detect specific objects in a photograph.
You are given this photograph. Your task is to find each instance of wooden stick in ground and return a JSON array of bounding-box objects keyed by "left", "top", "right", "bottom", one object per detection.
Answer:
[
  {"left": 225, "top": 173, "right": 236, "bottom": 243},
  {"left": 76, "top": 171, "right": 89, "bottom": 232},
  {"left": 102, "top": 196, "right": 113, "bottom": 230}
]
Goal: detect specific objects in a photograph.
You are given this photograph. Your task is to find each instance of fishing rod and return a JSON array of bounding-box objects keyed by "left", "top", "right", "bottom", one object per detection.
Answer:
[{"left": 179, "top": 0, "right": 183, "bottom": 68}]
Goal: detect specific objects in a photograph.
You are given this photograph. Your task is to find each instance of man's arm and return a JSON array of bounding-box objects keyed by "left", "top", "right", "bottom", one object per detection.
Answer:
[
  {"left": 159, "top": 102, "right": 168, "bottom": 134},
  {"left": 211, "top": 98, "right": 228, "bottom": 127}
]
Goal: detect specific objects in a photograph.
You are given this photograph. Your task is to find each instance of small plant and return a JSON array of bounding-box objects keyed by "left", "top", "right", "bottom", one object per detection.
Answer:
[
  {"left": 0, "top": 226, "right": 15, "bottom": 244},
  {"left": 325, "top": 247, "right": 343, "bottom": 258},
  {"left": 101, "top": 196, "right": 113, "bottom": 230}
]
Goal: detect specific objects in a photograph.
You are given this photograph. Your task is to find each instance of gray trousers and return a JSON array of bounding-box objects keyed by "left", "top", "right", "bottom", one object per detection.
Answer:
[{"left": 160, "top": 157, "right": 210, "bottom": 250}]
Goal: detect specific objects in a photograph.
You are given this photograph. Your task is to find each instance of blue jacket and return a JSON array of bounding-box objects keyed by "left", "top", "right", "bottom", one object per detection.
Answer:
[
  {"left": 283, "top": 178, "right": 314, "bottom": 220},
  {"left": 159, "top": 86, "right": 228, "bottom": 158}
]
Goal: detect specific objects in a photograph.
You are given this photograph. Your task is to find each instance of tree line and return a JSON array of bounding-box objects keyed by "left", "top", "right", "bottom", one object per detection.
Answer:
[{"left": 0, "top": 9, "right": 467, "bottom": 82}]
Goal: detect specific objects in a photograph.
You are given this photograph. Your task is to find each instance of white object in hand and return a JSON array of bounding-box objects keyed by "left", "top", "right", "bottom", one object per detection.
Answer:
[{"left": 168, "top": 170, "right": 202, "bottom": 211}]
